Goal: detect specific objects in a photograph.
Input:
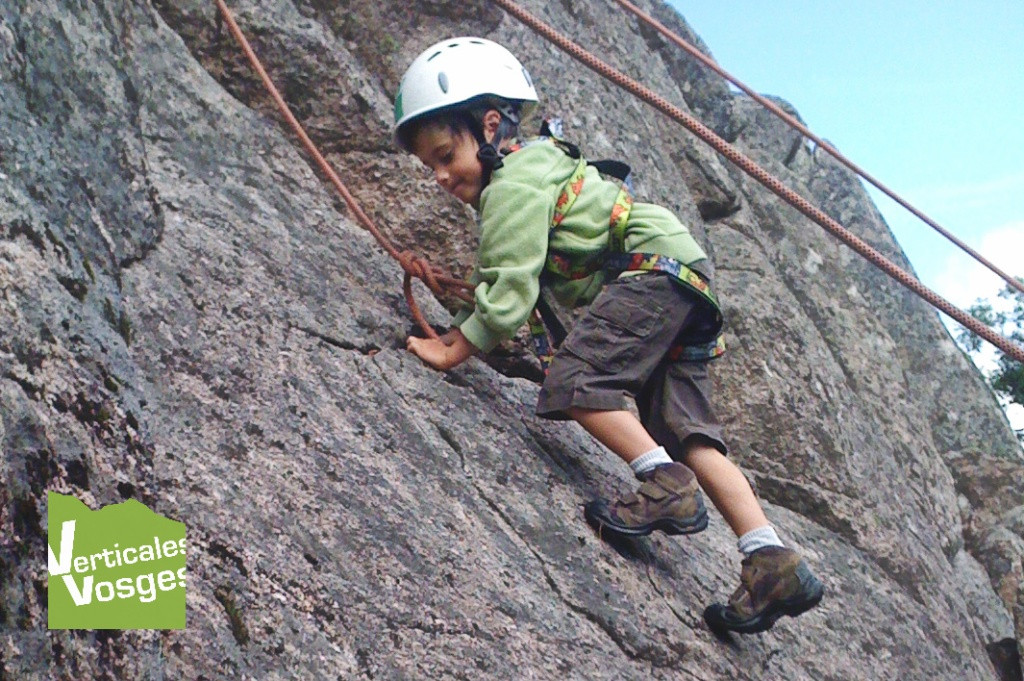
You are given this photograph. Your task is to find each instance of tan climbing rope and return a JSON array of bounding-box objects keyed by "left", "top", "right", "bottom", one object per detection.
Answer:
[
  {"left": 214, "top": 0, "right": 474, "bottom": 340},
  {"left": 609, "top": 0, "right": 1024, "bottom": 297},
  {"left": 490, "top": 0, "right": 1024, "bottom": 363}
]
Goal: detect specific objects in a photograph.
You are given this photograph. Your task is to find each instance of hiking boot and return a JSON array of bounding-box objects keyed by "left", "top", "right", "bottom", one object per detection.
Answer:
[
  {"left": 584, "top": 462, "right": 708, "bottom": 537},
  {"left": 703, "top": 546, "right": 824, "bottom": 635}
]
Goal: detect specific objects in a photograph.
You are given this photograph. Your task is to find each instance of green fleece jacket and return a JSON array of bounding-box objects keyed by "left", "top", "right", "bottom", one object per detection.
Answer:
[{"left": 454, "top": 139, "right": 708, "bottom": 352}]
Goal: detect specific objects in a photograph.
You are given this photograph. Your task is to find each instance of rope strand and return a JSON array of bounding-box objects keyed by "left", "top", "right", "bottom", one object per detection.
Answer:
[
  {"left": 609, "top": 0, "right": 1024, "bottom": 296},
  {"left": 214, "top": 0, "right": 474, "bottom": 340}
]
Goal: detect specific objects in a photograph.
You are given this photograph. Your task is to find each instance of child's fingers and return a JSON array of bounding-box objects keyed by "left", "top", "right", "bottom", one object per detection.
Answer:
[{"left": 406, "top": 337, "right": 429, "bottom": 362}]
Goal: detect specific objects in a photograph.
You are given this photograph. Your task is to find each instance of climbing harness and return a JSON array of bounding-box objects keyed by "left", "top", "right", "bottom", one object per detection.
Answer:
[{"left": 511, "top": 135, "right": 725, "bottom": 373}]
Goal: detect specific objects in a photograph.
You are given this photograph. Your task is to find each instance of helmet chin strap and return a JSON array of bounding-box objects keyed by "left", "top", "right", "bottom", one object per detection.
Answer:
[
  {"left": 476, "top": 138, "right": 506, "bottom": 187},
  {"left": 470, "top": 102, "right": 521, "bottom": 187}
]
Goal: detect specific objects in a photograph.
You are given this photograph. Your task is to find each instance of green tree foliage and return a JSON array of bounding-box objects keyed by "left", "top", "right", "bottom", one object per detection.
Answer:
[{"left": 957, "top": 279, "right": 1024, "bottom": 440}]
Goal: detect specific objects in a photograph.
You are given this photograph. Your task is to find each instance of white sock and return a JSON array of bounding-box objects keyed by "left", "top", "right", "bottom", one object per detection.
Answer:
[
  {"left": 737, "top": 526, "right": 784, "bottom": 556},
  {"left": 629, "top": 446, "right": 673, "bottom": 479}
]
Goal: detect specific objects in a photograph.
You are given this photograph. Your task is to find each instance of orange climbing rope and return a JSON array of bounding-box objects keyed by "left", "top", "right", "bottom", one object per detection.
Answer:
[
  {"left": 609, "top": 0, "right": 1024, "bottom": 297},
  {"left": 490, "top": 0, "right": 1024, "bottom": 364},
  {"left": 214, "top": 0, "right": 473, "bottom": 340}
]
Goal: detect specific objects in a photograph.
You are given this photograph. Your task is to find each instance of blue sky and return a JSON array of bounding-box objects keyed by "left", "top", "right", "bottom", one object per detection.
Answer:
[{"left": 666, "top": 1, "right": 1023, "bottom": 427}]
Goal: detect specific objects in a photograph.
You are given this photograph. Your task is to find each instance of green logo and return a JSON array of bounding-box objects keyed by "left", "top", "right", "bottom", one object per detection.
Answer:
[
  {"left": 394, "top": 90, "right": 403, "bottom": 121},
  {"left": 47, "top": 492, "right": 187, "bottom": 629}
]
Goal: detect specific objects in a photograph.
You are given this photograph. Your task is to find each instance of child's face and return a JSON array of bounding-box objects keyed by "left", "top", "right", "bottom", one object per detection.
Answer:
[{"left": 412, "top": 123, "right": 484, "bottom": 207}]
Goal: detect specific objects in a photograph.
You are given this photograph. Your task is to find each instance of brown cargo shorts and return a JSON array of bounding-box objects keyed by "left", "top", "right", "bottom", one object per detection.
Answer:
[{"left": 536, "top": 272, "right": 727, "bottom": 457}]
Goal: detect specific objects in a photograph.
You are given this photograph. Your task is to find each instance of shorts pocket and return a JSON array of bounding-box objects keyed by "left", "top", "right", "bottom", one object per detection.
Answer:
[{"left": 562, "top": 293, "right": 663, "bottom": 373}]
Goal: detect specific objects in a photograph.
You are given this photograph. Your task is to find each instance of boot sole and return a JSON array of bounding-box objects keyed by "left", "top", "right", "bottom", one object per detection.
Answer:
[
  {"left": 584, "top": 499, "right": 709, "bottom": 537},
  {"left": 704, "top": 565, "right": 824, "bottom": 635}
]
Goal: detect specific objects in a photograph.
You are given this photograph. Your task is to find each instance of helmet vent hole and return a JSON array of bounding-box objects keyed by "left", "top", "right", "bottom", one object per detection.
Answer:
[
  {"left": 426, "top": 50, "right": 442, "bottom": 61},
  {"left": 438, "top": 72, "right": 449, "bottom": 93}
]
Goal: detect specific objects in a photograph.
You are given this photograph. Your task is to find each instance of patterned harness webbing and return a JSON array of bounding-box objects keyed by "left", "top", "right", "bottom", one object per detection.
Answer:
[{"left": 509, "top": 138, "right": 725, "bottom": 374}]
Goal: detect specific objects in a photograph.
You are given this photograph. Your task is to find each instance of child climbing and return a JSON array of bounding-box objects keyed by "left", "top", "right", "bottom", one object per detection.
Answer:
[{"left": 394, "top": 36, "right": 823, "bottom": 634}]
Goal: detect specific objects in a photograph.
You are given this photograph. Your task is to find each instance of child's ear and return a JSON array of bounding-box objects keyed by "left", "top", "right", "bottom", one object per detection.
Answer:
[{"left": 482, "top": 109, "right": 503, "bottom": 143}]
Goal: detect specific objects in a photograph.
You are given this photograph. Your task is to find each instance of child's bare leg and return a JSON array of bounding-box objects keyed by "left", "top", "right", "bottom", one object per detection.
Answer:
[
  {"left": 570, "top": 406, "right": 707, "bottom": 536},
  {"left": 690, "top": 442, "right": 824, "bottom": 633},
  {"left": 568, "top": 406, "right": 769, "bottom": 538},
  {"left": 682, "top": 443, "right": 768, "bottom": 537},
  {"left": 565, "top": 407, "right": 657, "bottom": 463}
]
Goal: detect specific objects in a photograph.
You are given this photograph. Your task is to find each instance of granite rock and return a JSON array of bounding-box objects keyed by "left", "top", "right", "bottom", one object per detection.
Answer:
[{"left": 1, "top": 1, "right": 1021, "bottom": 679}]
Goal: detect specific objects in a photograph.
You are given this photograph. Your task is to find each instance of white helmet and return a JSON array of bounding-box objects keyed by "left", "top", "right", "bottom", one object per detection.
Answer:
[{"left": 394, "top": 37, "right": 538, "bottom": 133}]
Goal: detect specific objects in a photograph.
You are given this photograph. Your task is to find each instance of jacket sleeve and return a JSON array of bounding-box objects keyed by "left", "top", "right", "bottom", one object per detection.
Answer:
[
  {"left": 451, "top": 266, "right": 479, "bottom": 328},
  {"left": 457, "top": 180, "right": 552, "bottom": 352}
]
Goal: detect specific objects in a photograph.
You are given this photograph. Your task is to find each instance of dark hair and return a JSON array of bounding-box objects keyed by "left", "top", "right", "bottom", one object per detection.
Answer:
[
  {"left": 395, "top": 107, "right": 471, "bottom": 152},
  {"left": 396, "top": 98, "right": 521, "bottom": 152}
]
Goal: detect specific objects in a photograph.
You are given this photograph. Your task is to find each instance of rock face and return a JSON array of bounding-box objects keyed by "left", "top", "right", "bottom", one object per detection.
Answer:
[{"left": 2, "top": 0, "right": 1022, "bottom": 679}]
